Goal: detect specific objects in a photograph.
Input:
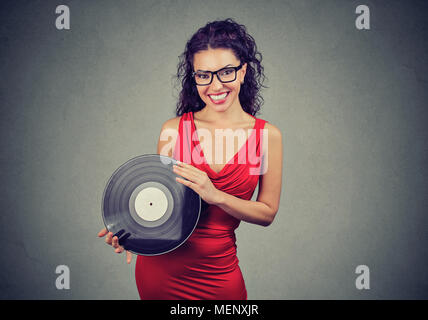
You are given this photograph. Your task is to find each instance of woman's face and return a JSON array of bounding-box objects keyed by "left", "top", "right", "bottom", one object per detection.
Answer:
[{"left": 192, "top": 48, "right": 247, "bottom": 113}]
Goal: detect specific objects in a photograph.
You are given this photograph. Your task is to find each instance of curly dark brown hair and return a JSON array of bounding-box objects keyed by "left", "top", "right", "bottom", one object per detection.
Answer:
[{"left": 175, "top": 18, "right": 267, "bottom": 117}]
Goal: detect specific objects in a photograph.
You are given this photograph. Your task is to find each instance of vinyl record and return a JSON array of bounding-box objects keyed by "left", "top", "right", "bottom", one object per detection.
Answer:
[{"left": 102, "top": 154, "right": 201, "bottom": 256}]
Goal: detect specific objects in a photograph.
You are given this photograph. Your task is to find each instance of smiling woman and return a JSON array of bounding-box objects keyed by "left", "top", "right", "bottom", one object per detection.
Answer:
[{"left": 99, "top": 18, "right": 283, "bottom": 300}]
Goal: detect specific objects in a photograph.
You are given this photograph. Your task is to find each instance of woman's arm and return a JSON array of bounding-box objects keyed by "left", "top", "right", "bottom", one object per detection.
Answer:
[
  {"left": 214, "top": 123, "right": 283, "bottom": 226},
  {"left": 174, "top": 122, "right": 283, "bottom": 227}
]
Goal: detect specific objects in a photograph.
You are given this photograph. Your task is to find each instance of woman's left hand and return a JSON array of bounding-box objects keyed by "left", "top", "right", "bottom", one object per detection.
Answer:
[{"left": 173, "top": 161, "right": 222, "bottom": 205}]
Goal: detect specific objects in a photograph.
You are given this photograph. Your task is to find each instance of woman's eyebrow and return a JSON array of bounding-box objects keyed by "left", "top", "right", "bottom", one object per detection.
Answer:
[{"left": 196, "top": 64, "right": 234, "bottom": 72}]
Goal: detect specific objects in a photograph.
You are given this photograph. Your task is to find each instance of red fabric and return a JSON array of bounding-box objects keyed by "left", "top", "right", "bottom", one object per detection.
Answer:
[{"left": 135, "top": 111, "right": 267, "bottom": 300}]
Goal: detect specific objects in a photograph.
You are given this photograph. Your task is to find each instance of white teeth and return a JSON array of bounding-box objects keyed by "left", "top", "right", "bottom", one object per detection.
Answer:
[{"left": 210, "top": 92, "right": 228, "bottom": 100}]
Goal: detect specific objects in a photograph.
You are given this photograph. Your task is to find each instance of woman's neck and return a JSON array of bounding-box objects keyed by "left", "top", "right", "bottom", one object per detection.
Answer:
[{"left": 195, "top": 104, "right": 249, "bottom": 126}]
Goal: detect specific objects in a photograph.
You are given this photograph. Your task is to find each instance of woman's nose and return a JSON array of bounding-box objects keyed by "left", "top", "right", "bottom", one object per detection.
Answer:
[{"left": 211, "top": 75, "right": 224, "bottom": 90}]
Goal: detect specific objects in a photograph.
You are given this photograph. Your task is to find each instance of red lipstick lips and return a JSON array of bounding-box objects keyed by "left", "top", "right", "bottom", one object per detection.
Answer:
[{"left": 208, "top": 91, "right": 230, "bottom": 104}]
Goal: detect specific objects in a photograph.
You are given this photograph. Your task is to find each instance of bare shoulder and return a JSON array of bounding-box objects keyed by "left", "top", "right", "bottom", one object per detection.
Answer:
[
  {"left": 264, "top": 122, "right": 282, "bottom": 142},
  {"left": 157, "top": 116, "right": 181, "bottom": 156},
  {"left": 161, "top": 116, "right": 181, "bottom": 131}
]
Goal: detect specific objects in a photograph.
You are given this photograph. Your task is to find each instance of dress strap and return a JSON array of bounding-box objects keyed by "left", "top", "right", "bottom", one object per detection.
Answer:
[{"left": 173, "top": 112, "right": 192, "bottom": 162}]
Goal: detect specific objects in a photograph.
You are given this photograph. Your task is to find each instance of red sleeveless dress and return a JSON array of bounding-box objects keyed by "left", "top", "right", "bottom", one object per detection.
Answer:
[{"left": 135, "top": 111, "right": 267, "bottom": 300}]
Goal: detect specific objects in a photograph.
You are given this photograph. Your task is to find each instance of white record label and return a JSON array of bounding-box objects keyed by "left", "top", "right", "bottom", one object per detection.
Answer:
[{"left": 134, "top": 187, "right": 168, "bottom": 221}]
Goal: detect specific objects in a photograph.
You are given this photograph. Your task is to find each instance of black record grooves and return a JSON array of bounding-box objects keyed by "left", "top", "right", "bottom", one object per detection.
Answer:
[{"left": 102, "top": 154, "right": 201, "bottom": 255}]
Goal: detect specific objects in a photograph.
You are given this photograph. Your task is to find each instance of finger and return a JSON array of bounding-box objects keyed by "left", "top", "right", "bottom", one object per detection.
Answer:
[
  {"left": 105, "top": 232, "right": 113, "bottom": 245},
  {"left": 176, "top": 161, "right": 198, "bottom": 172},
  {"left": 176, "top": 162, "right": 207, "bottom": 181},
  {"left": 126, "top": 251, "right": 133, "bottom": 264},
  {"left": 176, "top": 176, "right": 197, "bottom": 191},
  {"left": 112, "top": 236, "right": 120, "bottom": 248},
  {"left": 173, "top": 165, "right": 189, "bottom": 180},
  {"left": 115, "top": 246, "right": 124, "bottom": 254},
  {"left": 173, "top": 165, "right": 199, "bottom": 181},
  {"left": 98, "top": 228, "right": 108, "bottom": 237},
  {"left": 178, "top": 161, "right": 203, "bottom": 174},
  {"left": 177, "top": 161, "right": 205, "bottom": 175}
]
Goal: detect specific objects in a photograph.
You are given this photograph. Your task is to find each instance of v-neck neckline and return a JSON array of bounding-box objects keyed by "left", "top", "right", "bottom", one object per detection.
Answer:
[{"left": 190, "top": 111, "right": 258, "bottom": 176}]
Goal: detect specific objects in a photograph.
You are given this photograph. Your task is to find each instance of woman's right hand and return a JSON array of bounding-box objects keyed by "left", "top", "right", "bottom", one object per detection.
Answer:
[{"left": 98, "top": 228, "right": 133, "bottom": 264}]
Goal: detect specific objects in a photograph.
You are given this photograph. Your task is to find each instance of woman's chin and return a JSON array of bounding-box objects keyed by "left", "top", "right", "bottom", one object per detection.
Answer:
[{"left": 208, "top": 103, "right": 230, "bottom": 113}]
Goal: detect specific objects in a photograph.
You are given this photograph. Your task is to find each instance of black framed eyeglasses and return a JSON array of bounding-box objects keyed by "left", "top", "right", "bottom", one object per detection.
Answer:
[{"left": 192, "top": 64, "right": 243, "bottom": 86}]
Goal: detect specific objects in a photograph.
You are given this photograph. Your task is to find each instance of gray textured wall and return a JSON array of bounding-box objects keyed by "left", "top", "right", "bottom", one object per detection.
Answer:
[{"left": 1, "top": 0, "right": 427, "bottom": 299}]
